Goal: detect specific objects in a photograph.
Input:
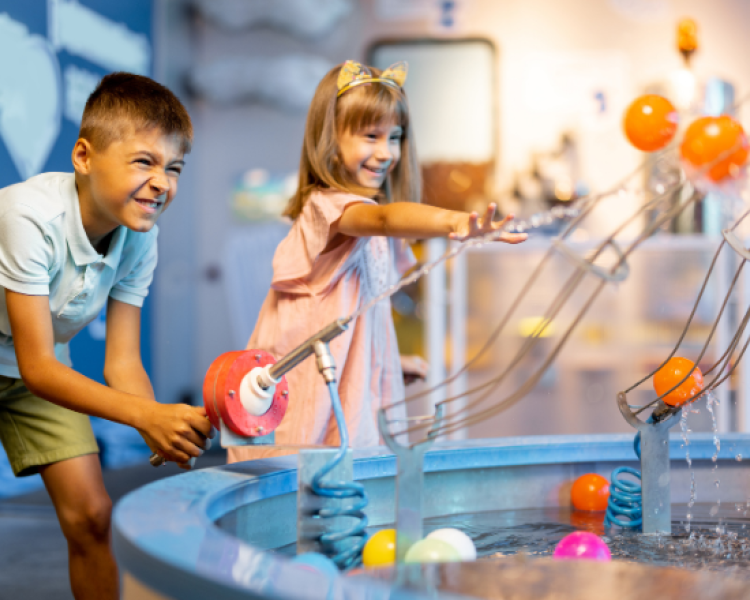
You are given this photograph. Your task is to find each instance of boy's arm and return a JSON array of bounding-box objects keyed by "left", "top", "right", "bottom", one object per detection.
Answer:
[
  {"left": 103, "top": 298, "right": 155, "bottom": 400},
  {"left": 334, "top": 202, "right": 527, "bottom": 243},
  {"left": 6, "top": 290, "right": 210, "bottom": 463},
  {"left": 104, "top": 297, "right": 202, "bottom": 464}
]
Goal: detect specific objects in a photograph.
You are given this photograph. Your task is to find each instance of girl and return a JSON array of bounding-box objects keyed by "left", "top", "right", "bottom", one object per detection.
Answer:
[{"left": 228, "top": 60, "right": 526, "bottom": 462}]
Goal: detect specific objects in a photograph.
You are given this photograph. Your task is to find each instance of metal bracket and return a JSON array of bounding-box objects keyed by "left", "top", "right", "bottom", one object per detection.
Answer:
[
  {"left": 378, "top": 404, "right": 444, "bottom": 583},
  {"left": 219, "top": 419, "right": 275, "bottom": 448},
  {"left": 617, "top": 393, "right": 680, "bottom": 534}
]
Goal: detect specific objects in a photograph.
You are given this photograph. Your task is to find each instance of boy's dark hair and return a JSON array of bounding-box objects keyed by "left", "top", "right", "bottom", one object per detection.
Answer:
[{"left": 79, "top": 72, "right": 193, "bottom": 154}]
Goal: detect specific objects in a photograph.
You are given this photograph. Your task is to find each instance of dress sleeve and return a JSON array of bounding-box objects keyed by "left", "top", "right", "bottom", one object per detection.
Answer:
[
  {"left": 0, "top": 203, "right": 55, "bottom": 295},
  {"left": 272, "top": 190, "right": 374, "bottom": 286}
]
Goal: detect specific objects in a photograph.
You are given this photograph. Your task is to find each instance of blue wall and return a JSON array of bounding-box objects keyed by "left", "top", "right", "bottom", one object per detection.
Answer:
[
  {"left": 0, "top": 0, "right": 153, "bottom": 382},
  {"left": 0, "top": 0, "right": 155, "bottom": 495}
]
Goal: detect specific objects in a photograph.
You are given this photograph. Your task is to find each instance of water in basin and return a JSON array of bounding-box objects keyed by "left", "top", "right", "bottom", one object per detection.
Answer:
[{"left": 255, "top": 503, "right": 750, "bottom": 577}]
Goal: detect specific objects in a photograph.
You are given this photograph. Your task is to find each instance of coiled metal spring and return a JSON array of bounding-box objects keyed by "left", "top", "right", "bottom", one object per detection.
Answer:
[
  {"left": 604, "top": 432, "right": 643, "bottom": 529},
  {"left": 310, "top": 381, "right": 369, "bottom": 569}
]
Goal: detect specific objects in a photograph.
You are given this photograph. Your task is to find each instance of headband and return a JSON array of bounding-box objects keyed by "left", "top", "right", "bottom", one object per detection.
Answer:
[{"left": 336, "top": 60, "right": 408, "bottom": 97}]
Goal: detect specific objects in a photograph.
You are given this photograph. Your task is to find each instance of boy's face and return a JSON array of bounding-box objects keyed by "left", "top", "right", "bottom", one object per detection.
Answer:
[
  {"left": 74, "top": 126, "right": 185, "bottom": 241},
  {"left": 338, "top": 119, "right": 402, "bottom": 190}
]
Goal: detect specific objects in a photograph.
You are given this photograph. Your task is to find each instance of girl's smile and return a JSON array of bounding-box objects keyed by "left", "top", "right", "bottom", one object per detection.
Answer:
[{"left": 339, "top": 121, "right": 403, "bottom": 190}]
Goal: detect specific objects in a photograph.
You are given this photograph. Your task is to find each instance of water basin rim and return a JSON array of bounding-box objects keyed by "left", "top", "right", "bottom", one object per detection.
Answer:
[{"left": 113, "top": 433, "right": 750, "bottom": 600}]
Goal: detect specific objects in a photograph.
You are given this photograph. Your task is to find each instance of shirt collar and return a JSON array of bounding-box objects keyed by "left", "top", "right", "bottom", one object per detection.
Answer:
[{"left": 63, "top": 174, "right": 123, "bottom": 268}]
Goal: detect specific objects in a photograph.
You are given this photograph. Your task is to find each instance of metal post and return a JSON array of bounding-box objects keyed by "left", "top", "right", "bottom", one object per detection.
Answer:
[
  {"left": 425, "top": 238, "right": 447, "bottom": 414},
  {"left": 716, "top": 238, "right": 731, "bottom": 433},
  {"left": 378, "top": 404, "right": 444, "bottom": 579},
  {"left": 617, "top": 394, "right": 681, "bottom": 534},
  {"left": 448, "top": 241, "right": 468, "bottom": 440},
  {"left": 638, "top": 418, "right": 673, "bottom": 533},
  {"left": 741, "top": 238, "right": 750, "bottom": 433}
]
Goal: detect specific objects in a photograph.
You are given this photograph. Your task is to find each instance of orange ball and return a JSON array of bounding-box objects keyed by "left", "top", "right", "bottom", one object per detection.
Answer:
[
  {"left": 653, "top": 357, "right": 704, "bottom": 407},
  {"left": 623, "top": 95, "right": 678, "bottom": 152},
  {"left": 677, "top": 18, "right": 698, "bottom": 54},
  {"left": 571, "top": 473, "right": 610, "bottom": 512},
  {"left": 680, "top": 115, "right": 749, "bottom": 182}
]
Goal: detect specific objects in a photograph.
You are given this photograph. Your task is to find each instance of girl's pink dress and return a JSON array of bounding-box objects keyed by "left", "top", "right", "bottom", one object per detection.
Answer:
[{"left": 227, "top": 188, "right": 414, "bottom": 462}]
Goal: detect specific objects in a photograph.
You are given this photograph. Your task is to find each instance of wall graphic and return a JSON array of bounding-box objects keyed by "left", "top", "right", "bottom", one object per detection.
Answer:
[
  {"left": 0, "top": 0, "right": 152, "bottom": 384},
  {"left": 0, "top": 2, "right": 153, "bottom": 489}
]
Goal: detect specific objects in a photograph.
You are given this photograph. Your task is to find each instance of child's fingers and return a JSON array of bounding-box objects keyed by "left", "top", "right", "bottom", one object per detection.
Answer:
[
  {"left": 187, "top": 408, "right": 213, "bottom": 437},
  {"left": 180, "top": 426, "right": 210, "bottom": 450},
  {"left": 482, "top": 203, "right": 497, "bottom": 228},
  {"left": 172, "top": 437, "right": 204, "bottom": 460},
  {"left": 411, "top": 356, "right": 429, "bottom": 378},
  {"left": 500, "top": 232, "right": 528, "bottom": 244}
]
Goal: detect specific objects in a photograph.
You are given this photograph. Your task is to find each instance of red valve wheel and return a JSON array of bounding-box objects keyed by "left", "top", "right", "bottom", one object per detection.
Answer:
[{"left": 203, "top": 349, "right": 289, "bottom": 437}]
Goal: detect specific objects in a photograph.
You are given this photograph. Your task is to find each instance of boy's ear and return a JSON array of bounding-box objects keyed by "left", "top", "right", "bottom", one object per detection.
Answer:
[{"left": 71, "top": 138, "right": 94, "bottom": 175}]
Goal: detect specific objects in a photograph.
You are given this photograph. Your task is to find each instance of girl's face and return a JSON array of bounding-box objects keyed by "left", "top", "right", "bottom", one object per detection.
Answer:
[{"left": 339, "top": 119, "right": 402, "bottom": 190}]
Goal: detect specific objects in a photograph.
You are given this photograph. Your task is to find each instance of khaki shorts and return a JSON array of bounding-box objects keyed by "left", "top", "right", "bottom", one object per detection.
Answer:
[{"left": 0, "top": 375, "right": 99, "bottom": 477}]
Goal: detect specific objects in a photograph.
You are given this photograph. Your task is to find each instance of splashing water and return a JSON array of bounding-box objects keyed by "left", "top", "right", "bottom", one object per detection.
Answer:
[
  {"left": 706, "top": 392, "right": 724, "bottom": 535},
  {"left": 681, "top": 408, "right": 696, "bottom": 533}
]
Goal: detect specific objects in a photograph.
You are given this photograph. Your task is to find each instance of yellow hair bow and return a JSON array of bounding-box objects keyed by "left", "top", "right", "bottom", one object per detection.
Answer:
[{"left": 336, "top": 60, "right": 408, "bottom": 97}]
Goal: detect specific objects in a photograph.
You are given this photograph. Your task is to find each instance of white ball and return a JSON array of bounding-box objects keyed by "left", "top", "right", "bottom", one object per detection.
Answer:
[{"left": 426, "top": 528, "right": 476, "bottom": 561}]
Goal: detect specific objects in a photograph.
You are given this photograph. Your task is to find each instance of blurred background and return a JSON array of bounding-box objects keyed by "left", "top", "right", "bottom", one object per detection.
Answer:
[{"left": 2, "top": 0, "right": 750, "bottom": 499}]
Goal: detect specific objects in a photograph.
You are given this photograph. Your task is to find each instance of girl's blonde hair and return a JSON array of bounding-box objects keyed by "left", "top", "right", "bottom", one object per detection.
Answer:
[{"left": 284, "top": 63, "right": 420, "bottom": 219}]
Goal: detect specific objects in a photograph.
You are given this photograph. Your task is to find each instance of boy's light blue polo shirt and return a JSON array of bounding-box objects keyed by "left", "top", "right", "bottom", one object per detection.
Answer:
[{"left": 0, "top": 172, "right": 158, "bottom": 378}]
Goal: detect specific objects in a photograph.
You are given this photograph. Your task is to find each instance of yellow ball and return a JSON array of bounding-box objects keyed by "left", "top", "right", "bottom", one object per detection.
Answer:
[{"left": 362, "top": 529, "right": 396, "bottom": 568}]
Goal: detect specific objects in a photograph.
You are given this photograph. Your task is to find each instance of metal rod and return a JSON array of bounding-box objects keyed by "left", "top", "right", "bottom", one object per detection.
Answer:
[{"left": 268, "top": 317, "right": 350, "bottom": 381}]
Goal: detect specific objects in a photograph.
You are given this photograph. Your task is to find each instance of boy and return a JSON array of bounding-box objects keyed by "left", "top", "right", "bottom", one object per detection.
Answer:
[{"left": 0, "top": 72, "right": 212, "bottom": 599}]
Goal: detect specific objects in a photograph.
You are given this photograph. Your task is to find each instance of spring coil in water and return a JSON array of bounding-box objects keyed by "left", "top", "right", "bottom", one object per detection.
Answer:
[
  {"left": 310, "top": 381, "right": 369, "bottom": 569},
  {"left": 604, "top": 432, "right": 643, "bottom": 529}
]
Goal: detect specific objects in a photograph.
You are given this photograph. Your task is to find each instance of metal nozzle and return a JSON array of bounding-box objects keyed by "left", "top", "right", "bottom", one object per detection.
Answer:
[{"left": 266, "top": 317, "right": 350, "bottom": 382}]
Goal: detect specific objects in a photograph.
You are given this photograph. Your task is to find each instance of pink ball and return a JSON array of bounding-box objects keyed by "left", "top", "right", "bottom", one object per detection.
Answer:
[{"left": 553, "top": 532, "right": 611, "bottom": 561}]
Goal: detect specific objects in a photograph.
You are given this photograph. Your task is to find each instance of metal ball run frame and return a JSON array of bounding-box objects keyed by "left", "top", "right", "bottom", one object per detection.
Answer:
[{"left": 377, "top": 135, "right": 750, "bottom": 544}]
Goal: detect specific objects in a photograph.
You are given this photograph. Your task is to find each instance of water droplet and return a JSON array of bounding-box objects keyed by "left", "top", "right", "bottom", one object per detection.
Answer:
[
  {"left": 737, "top": 454, "right": 743, "bottom": 462},
  {"left": 710, "top": 506, "right": 719, "bottom": 516}
]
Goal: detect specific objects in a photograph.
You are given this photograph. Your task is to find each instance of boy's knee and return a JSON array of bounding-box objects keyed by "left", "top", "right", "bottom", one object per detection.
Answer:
[{"left": 59, "top": 495, "right": 113, "bottom": 546}]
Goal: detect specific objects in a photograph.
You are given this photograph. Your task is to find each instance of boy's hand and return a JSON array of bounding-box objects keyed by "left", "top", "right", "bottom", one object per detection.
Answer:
[
  {"left": 449, "top": 204, "right": 528, "bottom": 244},
  {"left": 401, "top": 354, "right": 428, "bottom": 385},
  {"left": 138, "top": 403, "right": 214, "bottom": 464}
]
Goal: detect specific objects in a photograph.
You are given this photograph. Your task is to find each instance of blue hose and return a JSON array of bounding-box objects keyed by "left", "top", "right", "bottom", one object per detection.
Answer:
[
  {"left": 604, "top": 431, "right": 643, "bottom": 529},
  {"left": 310, "top": 381, "right": 369, "bottom": 569}
]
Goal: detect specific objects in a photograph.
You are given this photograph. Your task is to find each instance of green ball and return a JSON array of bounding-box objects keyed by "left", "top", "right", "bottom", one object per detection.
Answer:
[{"left": 404, "top": 538, "right": 461, "bottom": 563}]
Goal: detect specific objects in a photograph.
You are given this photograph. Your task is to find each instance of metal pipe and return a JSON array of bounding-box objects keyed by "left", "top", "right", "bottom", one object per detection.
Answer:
[{"left": 267, "top": 317, "right": 350, "bottom": 381}]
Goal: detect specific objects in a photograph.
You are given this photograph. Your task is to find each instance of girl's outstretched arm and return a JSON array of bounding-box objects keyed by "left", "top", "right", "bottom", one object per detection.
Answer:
[{"left": 334, "top": 202, "right": 527, "bottom": 244}]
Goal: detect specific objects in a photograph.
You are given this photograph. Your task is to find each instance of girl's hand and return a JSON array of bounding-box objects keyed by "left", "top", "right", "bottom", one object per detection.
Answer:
[
  {"left": 449, "top": 204, "right": 528, "bottom": 244},
  {"left": 401, "top": 354, "right": 429, "bottom": 385}
]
